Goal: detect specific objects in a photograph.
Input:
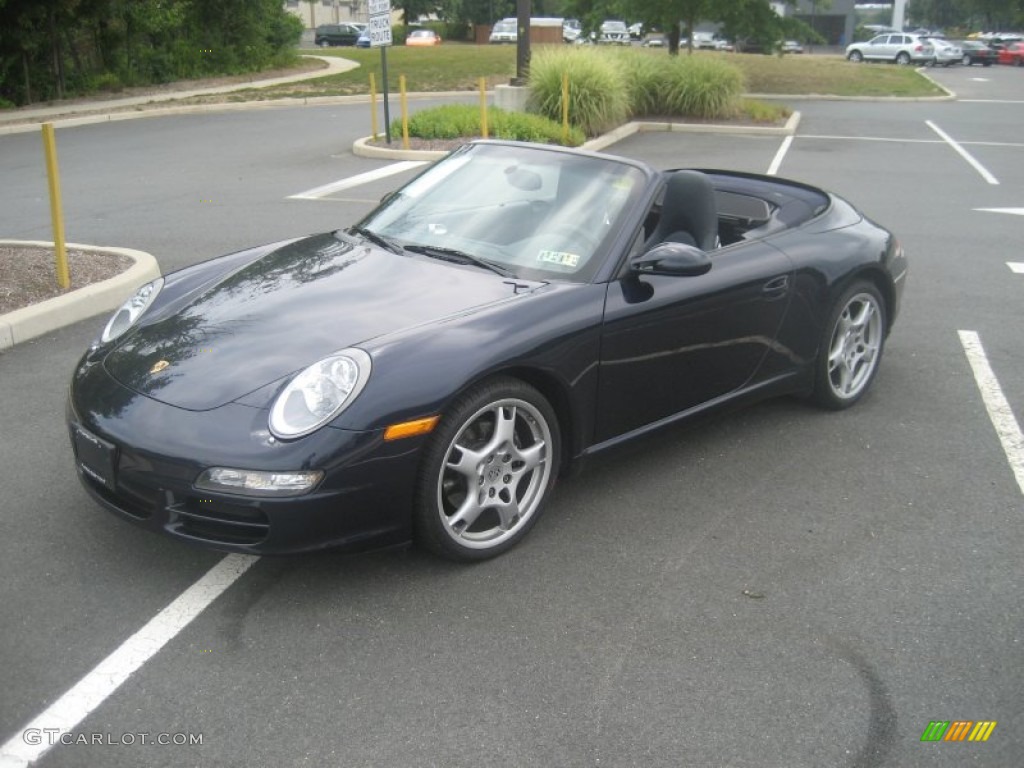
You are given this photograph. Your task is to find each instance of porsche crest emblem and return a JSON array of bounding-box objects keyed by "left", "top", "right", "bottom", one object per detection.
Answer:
[{"left": 149, "top": 359, "right": 170, "bottom": 374}]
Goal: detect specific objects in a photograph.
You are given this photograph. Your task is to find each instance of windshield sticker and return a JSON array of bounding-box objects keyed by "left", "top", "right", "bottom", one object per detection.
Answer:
[{"left": 538, "top": 250, "right": 580, "bottom": 268}]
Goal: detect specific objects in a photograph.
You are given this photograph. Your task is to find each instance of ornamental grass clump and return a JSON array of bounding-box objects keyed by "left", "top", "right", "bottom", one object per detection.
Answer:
[
  {"left": 659, "top": 55, "right": 745, "bottom": 120},
  {"left": 610, "top": 49, "right": 663, "bottom": 117},
  {"left": 527, "top": 47, "right": 629, "bottom": 137}
]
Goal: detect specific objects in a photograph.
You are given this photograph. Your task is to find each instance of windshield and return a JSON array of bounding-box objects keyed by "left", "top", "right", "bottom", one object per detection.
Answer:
[
  {"left": 602, "top": 22, "right": 627, "bottom": 33},
  {"left": 493, "top": 20, "right": 516, "bottom": 33},
  {"left": 357, "top": 143, "right": 647, "bottom": 283}
]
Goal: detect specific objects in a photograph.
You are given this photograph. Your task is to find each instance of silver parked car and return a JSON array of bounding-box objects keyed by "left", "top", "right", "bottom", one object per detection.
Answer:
[
  {"left": 845, "top": 33, "right": 934, "bottom": 65},
  {"left": 598, "top": 20, "right": 630, "bottom": 45},
  {"left": 926, "top": 38, "right": 963, "bottom": 66},
  {"left": 562, "top": 18, "right": 582, "bottom": 43},
  {"left": 488, "top": 18, "right": 517, "bottom": 44}
]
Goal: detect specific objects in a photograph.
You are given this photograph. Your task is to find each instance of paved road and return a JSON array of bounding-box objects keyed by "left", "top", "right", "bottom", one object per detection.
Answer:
[{"left": 1, "top": 65, "right": 1022, "bottom": 767}]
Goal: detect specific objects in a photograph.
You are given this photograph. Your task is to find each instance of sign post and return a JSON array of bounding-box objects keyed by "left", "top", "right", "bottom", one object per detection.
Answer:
[{"left": 369, "top": 0, "right": 393, "bottom": 143}]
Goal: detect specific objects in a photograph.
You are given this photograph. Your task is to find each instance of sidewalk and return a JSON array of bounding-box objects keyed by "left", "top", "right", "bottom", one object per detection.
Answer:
[{"left": 0, "top": 55, "right": 359, "bottom": 134}]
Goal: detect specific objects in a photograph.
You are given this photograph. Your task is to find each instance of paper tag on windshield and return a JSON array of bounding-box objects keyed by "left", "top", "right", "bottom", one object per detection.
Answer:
[{"left": 537, "top": 250, "right": 580, "bottom": 268}]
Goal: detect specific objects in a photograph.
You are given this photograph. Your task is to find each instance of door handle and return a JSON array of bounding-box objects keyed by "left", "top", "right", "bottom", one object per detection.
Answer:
[{"left": 762, "top": 275, "right": 789, "bottom": 298}]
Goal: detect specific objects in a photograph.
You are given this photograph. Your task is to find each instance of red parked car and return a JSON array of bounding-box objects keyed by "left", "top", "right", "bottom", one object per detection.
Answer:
[{"left": 997, "top": 41, "right": 1024, "bottom": 65}]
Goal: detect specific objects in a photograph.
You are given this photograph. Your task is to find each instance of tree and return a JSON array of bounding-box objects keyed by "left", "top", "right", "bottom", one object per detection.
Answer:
[
  {"left": 628, "top": 0, "right": 709, "bottom": 54},
  {"left": 719, "top": 0, "right": 803, "bottom": 52},
  {"left": 0, "top": 0, "right": 301, "bottom": 106}
]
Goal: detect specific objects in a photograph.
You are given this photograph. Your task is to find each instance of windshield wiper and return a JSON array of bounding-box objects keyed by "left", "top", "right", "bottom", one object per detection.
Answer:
[
  {"left": 403, "top": 244, "right": 514, "bottom": 278},
  {"left": 349, "top": 226, "right": 402, "bottom": 254}
]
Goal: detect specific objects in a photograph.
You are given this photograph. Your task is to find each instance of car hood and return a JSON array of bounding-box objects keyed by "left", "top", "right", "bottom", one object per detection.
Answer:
[{"left": 104, "top": 233, "right": 537, "bottom": 411}]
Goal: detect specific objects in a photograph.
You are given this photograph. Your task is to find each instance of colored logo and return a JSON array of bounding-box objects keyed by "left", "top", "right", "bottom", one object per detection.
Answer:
[{"left": 921, "top": 721, "right": 997, "bottom": 742}]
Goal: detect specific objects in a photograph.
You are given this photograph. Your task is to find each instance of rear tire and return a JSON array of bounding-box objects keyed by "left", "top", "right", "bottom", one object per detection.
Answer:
[
  {"left": 896, "top": 52, "right": 911, "bottom": 65},
  {"left": 962, "top": 54, "right": 971, "bottom": 66}
]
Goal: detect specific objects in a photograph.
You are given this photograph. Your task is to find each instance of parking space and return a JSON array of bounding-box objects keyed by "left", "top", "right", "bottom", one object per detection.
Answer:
[{"left": 2, "top": 87, "right": 1023, "bottom": 766}]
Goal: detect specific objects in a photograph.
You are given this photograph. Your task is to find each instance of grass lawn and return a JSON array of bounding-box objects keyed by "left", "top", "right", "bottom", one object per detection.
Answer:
[
  {"left": 226, "top": 44, "right": 944, "bottom": 101},
  {"left": 725, "top": 52, "right": 946, "bottom": 97}
]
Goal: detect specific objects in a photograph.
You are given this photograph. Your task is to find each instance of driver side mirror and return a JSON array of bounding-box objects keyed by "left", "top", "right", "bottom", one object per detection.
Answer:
[{"left": 631, "top": 242, "right": 712, "bottom": 277}]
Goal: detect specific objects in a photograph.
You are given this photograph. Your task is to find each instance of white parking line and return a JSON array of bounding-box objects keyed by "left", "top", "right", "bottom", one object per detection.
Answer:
[
  {"left": 798, "top": 135, "right": 941, "bottom": 144},
  {"left": 960, "top": 99, "right": 1024, "bottom": 104},
  {"left": 926, "top": 120, "right": 999, "bottom": 185},
  {"left": 0, "top": 554, "right": 258, "bottom": 768},
  {"left": 289, "top": 161, "right": 427, "bottom": 200},
  {"left": 1009, "top": 263, "right": 1024, "bottom": 274},
  {"left": 796, "top": 135, "right": 1024, "bottom": 149},
  {"left": 766, "top": 135, "right": 793, "bottom": 176},
  {"left": 976, "top": 207, "right": 1024, "bottom": 216},
  {"left": 958, "top": 330, "right": 1024, "bottom": 497}
]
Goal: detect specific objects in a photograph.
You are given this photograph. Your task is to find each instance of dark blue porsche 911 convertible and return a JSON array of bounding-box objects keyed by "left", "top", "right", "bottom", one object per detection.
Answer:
[{"left": 68, "top": 140, "right": 907, "bottom": 561}]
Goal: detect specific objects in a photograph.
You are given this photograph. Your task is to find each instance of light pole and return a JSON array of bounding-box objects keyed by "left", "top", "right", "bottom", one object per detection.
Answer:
[
  {"left": 513, "top": 0, "right": 530, "bottom": 85},
  {"left": 892, "top": 0, "right": 907, "bottom": 31}
]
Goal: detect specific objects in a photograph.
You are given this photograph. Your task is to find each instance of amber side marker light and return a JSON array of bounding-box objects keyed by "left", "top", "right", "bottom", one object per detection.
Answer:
[{"left": 384, "top": 415, "right": 440, "bottom": 441}]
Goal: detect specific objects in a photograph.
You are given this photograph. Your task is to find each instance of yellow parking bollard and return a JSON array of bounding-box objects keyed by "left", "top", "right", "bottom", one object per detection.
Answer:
[
  {"left": 479, "top": 77, "right": 489, "bottom": 139},
  {"left": 400, "top": 74, "right": 409, "bottom": 150},
  {"left": 369, "top": 73, "right": 379, "bottom": 141},
  {"left": 41, "top": 123, "right": 70, "bottom": 290},
  {"left": 561, "top": 72, "right": 570, "bottom": 146}
]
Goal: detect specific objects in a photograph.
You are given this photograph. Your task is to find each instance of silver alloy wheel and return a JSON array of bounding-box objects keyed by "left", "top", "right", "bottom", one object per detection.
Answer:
[
  {"left": 848, "top": 50, "right": 863, "bottom": 62},
  {"left": 435, "top": 397, "right": 553, "bottom": 550},
  {"left": 896, "top": 52, "right": 911, "bottom": 65},
  {"left": 826, "top": 291, "right": 883, "bottom": 401}
]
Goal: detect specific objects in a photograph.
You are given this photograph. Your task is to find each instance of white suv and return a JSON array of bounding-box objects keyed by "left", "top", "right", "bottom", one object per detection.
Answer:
[{"left": 846, "top": 33, "right": 934, "bottom": 65}]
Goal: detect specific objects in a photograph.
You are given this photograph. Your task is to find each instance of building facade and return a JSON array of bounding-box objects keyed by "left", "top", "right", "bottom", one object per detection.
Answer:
[
  {"left": 284, "top": 0, "right": 368, "bottom": 30},
  {"left": 787, "top": 0, "right": 858, "bottom": 46}
]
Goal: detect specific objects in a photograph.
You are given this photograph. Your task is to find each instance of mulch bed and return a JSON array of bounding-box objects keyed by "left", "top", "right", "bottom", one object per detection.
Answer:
[{"left": 0, "top": 245, "right": 134, "bottom": 314}]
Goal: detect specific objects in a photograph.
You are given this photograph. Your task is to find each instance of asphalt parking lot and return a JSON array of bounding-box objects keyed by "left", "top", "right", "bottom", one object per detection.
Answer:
[{"left": 1, "top": 64, "right": 1022, "bottom": 767}]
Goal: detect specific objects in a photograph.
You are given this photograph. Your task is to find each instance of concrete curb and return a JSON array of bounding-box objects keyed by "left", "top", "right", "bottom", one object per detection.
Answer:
[
  {"left": 352, "top": 111, "right": 802, "bottom": 160},
  {"left": 584, "top": 110, "right": 803, "bottom": 151},
  {"left": 0, "top": 241, "right": 160, "bottom": 351}
]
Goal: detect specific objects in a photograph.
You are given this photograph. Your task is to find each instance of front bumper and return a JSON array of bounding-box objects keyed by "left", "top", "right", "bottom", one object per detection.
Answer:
[{"left": 67, "top": 357, "right": 423, "bottom": 555}]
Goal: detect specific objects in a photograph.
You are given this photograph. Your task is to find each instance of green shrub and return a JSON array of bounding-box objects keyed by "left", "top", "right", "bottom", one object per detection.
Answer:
[
  {"left": 441, "top": 22, "right": 472, "bottom": 42},
  {"left": 90, "top": 72, "right": 124, "bottom": 93},
  {"left": 659, "top": 56, "right": 745, "bottom": 119},
  {"left": 390, "top": 104, "right": 585, "bottom": 146},
  {"left": 527, "top": 47, "right": 629, "bottom": 137}
]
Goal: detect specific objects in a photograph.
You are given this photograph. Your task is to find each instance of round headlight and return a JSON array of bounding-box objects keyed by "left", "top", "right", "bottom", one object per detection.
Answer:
[
  {"left": 269, "top": 348, "right": 372, "bottom": 439},
  {"left": 101, "top": 277, "right": 164, "bottom": 343}
]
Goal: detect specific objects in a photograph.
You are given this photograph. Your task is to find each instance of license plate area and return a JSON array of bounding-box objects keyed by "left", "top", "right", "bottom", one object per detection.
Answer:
[{"left": 72, "top": 424, "right": 117, "bottom": 490}]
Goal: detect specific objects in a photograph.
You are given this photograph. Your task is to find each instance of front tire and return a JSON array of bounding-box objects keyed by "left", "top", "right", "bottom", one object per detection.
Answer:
[
  {"left": 962, "top": 54, "right": 971, "bottom": 66},
  {"left": 812, "top": 282, "right": 886, "bottom": 410},
  {"left": 847, "top": 50, "right": 863, "bottom": 63},
  {"left": 414, "top": 377, "right": 561, "bottom": 561}
]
